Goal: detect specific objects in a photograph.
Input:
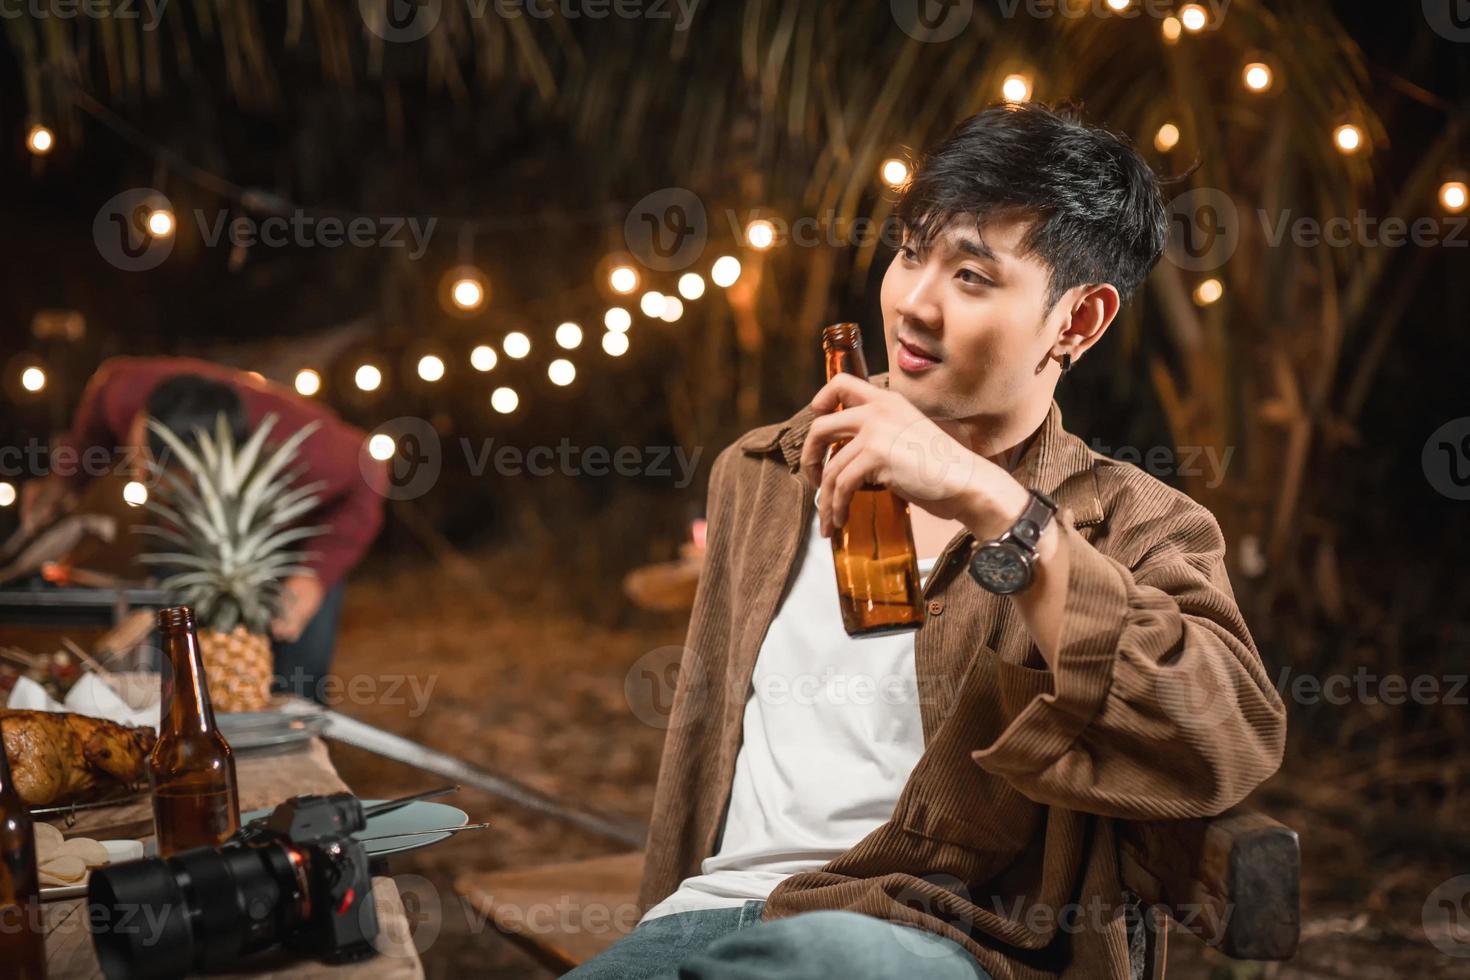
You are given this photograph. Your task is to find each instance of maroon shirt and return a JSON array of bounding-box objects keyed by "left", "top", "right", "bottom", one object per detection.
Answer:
[{"left": 56, "top": 357, "right": 386, "bottom": 590}]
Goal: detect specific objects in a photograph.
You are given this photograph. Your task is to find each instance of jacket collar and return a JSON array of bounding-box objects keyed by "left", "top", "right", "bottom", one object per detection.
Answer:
[{"left": 738, "top": 374, "right": 1104, "bottom": 528}]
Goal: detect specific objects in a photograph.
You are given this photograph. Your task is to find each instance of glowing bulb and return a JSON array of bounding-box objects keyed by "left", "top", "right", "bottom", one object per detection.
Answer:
[
  {"left": 491, "top": 386, "right": 519, "bottom": 414},
  {"left": 1333, "top": 124, "right": 1363, "bottom": 154},
  {"left": 602, "top": 331, "right": 630, "bottom": 357},
  {"left": 678, "top": 273, "right": 706, "bottom": 300},
  {"left": 20, "top": 367, "right": 46, "bottom": 392},
  {"left": 556, "top": 322, "right": 584, "bottom": 349},
  {"left": 26, "top": 125, "right": 53, "bottom": 155},
  {"left": 368, "top": 434, "right": 396, "bottom": 461},
  {"left": 548, "top": 359, "right": 576, "bottom": 386},
  {"left": 640, "top": 291, "right": 667, "bottom": 318},
  {"left": 1243, "top": 63, "right": 1273, "bottom": 92},
  {"left": 123, "top": 481, "right": 148, "bottom": 507},
  {"left": 711, "top": 255, "right": 742, "bottom": 287},
  {"left": 609, "top": 265, "right": 639, "bottom": 294},
  {"left": 1001, "top": 73, "right": 1032, "bottom": 102},
  {"left": 659, "top": 297, "right": 684, "bottom": 323},
  {"left": 880, "top": 158, "right": 910, "bottom": 188},
  {"left": 470, "top": 344, "right": 498, "bottom": 372},
  {"left": 1193, "top": 278, "right": 1223, "bottom": 306},
  {"left": 605, "top": 307, "right": 632, "bottom": 333},
  {"left": 146, "top": 209, "right": 175, "bottom": 238},
  {"left": 1104, "top": 0, "right": 1130, "bottom": 9},
  {"left": 1154, "top": 123, "right": 1180, "bottom": 153},
  {"left": 503, "top": 331, "right": 531, "bottom": 359},
  {"left": 1179, "top": 3, "right": 1207, "bottom": 31},
  {"left": 1161, "top": 15, "right": 1181, "bottom": 41},
  {"left": 294, "top": 369, "right": 322, "bottom": 396},
  {"left": 745, "top": 219, "right": 776, "bottom": 250},
  {"left": 417, "top": 354, "right": 445, "bottom": 382},
  {"left": 451, "top": 277, "right": 485, "bottom": 311},
  {"left": 354, "top": 364, "right": 382, "bottom": 392},
  {"left": 1440, "top": 181, "right": 1469, "bottom": 214},
  {"left": 0, "top": 482, "right": 15, "bottom": 507}
]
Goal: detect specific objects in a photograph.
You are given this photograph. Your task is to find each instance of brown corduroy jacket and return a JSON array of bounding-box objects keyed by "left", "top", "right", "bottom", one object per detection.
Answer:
[{"left": 638, "top": 383, "right": 1287, "bottom": 979}]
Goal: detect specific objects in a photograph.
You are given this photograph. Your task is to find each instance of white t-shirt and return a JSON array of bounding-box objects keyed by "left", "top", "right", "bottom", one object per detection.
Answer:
[{"left": 641, "top": 505, "right": 938, "bottom": 923}]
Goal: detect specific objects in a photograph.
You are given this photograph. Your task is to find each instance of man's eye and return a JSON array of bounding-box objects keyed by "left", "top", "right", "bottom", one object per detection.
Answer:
[
  {"left": 900, "top": 246, "right": 918, "bottom": 262},
  {"left": 958, "top": 269, "right": 992, "bottom": 287}
]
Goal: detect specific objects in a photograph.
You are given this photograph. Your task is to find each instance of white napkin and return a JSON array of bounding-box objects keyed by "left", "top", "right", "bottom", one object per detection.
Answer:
[{"left": 5, "top": 674, "right": 161, "bottom": 730}]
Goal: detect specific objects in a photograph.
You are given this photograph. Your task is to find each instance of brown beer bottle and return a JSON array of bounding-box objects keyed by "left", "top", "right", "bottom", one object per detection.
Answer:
[
  {"left": 149, "top": 606, "right": 240, "bottom": 856},
  {"left": 821, "top": 324, "right": 925, "bottom": 636},
  {"left": 0, "top": 729, "right": 47, "bottom": 979}
]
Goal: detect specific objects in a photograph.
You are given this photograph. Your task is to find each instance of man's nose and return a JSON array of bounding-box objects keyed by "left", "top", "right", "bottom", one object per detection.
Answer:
[{"left": 894, "top": 278, "right": 942, "bottom": 331}]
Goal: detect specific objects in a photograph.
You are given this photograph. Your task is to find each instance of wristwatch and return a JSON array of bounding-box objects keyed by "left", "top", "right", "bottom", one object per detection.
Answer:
[{"left": 968, "top": 489, "right": 1058, "bottom": 595}]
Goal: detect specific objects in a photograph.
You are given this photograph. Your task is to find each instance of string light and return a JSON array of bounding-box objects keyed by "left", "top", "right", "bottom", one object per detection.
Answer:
[
  {"left": 491, "top": 386, "right": 519, "bottom": 414},
  {"left": 711, "top": 256, "right": 742, "bottom": 287},
  {"left": 556, "top": 322, "right": 584, "bottom": 349},
  {"left": 294, "top": 369, "right": 322, "bottom": 396},
  {"left": 605, "top": 307, "right": 632, "bottom": 333},
  {"left": 1179, "top": 3, "right": 1207, "bottom": 31},
  {"left": 602, "top": 331, "right": 629, "bottom": 357},
  {"left": 640, "top": 291, "right": 667, "bottom": 318},
  {"left": 1440, "top": 180, "right": 1469, "bottom": 214},
  {"left": 470, "top": 345, "right": 498, "bottom": 372},
  {"left": 123, "top": 481, "right": 148, "bottom": 507},
  {"left": 1161, "top": 15, "right": 1181, "bottom": 42},
  {"left": 417, "top": 354, "right": 446, "bottom": 382},
  {"left": 1001, "top": 73, "right": 1032, "bottom": 103},
  {"left": 451, "top": 276, "right": 486, "bottom": 311},
  {"left": 678, "top": 273, "right": 706, "bottom": 300},
  {"left": 880, "top": 158, "right": 910, "bottom": 188},
  {"left": 146, "top": 207, "right": 175, "bottom": 238},
  {"left": 0, "top": 482, "right": 15, "bottom": 507},
  {"left": 1333, "top": 124, "right": 1364, "bottom": 154},
  {"left": 504, "top": 331, "right": 531, "bottom": 359},
  {"left": 21, "top": 366, "right": 46, "bottom": 392},
  {"left": 354, "top": 364, "right": 382, "bottom": 392},
  {"left": 1104, "top": 0, "right": 1130, "bottom": 10},
  {"left": 659, "top": 297, "right": 684, "bottom": 322},
  {"left": 609, "top": 265, "right": 639, "bottom": 294},
  {"left": 548, "top": 359, "right": 576, "bottom": 386},
  {"left": 746, "top": 219, "right": 776, "bottom": 250},
  {"left": 1193, "top": 278, "right": 1224, "bottom": 306},
  {"left": 26, "top": 125, "right": 54, "bottom": 155},
  {"left": 368, "top": 434, "right": 396, "bottom": 461},
  {"left": 1154, "top": 123, "right": 1180, "bottom": 153},
  {"left": 1243, "top": 62, "right": 1274, "bottom": 93}
]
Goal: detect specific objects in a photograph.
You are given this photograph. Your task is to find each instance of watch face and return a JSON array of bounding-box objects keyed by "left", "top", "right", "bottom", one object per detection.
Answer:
[{"left": 970, "top": 543, "right": 1031, "bottom": 595}]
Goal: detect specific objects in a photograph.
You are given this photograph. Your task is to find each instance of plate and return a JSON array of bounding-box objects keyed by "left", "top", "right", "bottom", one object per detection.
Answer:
[
  {"left": 40, "top": 838, "right": 145, "bottom": 902},
  {"left": 239, "top": 800, "right": 470, "bottom": 857}
]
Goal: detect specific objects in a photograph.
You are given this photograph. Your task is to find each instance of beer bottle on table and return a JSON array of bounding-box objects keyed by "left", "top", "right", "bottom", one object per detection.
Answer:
[
  {"left": 820, "top": 323, "right": 925, "bottom": 637},
  {"left": 149, "top": 606, "right": 240, "bottom": 856},
  {"left": 0, "top": 725, "right": 47, "bottom": 979}
]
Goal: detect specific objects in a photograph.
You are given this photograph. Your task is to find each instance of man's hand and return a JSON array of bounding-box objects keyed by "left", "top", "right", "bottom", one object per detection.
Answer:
[
  {"left": 19, "top": 476, "right": 78, "bottom": 536},
  {"left": 271, "top": 574, "right": 325, "bottom": 643},
  {"left": 798, "top": 374, "right": 1031, "bottom": 539}
]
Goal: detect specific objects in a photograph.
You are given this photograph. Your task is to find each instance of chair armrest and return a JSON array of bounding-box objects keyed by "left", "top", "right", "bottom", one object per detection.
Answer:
[{"left": 1118, "top": 808, "right": 1300, "bottom": 961}]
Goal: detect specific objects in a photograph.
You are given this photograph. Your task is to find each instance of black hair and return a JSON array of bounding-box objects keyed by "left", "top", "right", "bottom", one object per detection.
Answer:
[
  {"left": 144, "top": 374, "right": 249, "bottom": 458},
  {"left": 897, "top": 100, "right": 1169, "bottom": 312}
]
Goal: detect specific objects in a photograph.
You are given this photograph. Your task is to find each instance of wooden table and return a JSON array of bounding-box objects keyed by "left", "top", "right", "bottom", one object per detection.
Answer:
[{"left": 40, "top": 737, "right": 426, "bottom": 979}]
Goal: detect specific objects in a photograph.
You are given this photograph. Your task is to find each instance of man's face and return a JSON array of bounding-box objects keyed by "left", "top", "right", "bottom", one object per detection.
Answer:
[{"left": 879, "top": 213, "right": 1060, "bottom": 424}]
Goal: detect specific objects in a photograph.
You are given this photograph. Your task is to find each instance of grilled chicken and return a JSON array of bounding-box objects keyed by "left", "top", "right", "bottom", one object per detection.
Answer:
[{"left": 0, "top": 710, "right": 155, "bottom": 807}]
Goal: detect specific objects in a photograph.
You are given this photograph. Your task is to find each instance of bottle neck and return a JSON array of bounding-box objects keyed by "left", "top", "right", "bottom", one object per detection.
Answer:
[
  {"left": 160, "top": 627, "right": 219, "bottom": 735},
  {"left": 824, "top": 345, "right": 869, "bottom": 383}
]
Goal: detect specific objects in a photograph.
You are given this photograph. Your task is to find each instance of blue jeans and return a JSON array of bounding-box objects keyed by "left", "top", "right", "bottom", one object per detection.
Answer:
[
  {"left": 563, "top": 900, "right": 992, "bottom": 980},
  {"left": 271, "top": 582, "right": 345, "bottom": 704}
]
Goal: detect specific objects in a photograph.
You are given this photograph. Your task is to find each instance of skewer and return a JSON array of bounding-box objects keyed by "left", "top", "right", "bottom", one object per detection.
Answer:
[
  {"left": 361, "top": 784, "right": 460, "bottom": 820},
  {"left": 354, "top": 822, "right": 489, "bottom": 843}
]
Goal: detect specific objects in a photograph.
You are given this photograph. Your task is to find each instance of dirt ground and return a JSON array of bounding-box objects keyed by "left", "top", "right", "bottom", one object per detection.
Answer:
[{"left": 325, "top": 553, "right": 1467, "bottom": 979}]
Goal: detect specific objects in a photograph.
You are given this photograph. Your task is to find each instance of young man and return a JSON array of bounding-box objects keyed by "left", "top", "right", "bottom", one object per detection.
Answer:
[
  {"left": 570, "top": 102, "right": 1286, "bottom": 980},
  {"left": 20, "top": 358, "right": 385, "bottom": 701}
]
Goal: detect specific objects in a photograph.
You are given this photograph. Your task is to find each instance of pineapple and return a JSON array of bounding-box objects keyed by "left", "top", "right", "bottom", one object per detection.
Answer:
[{"left": 137, "top": 412, "right": 327, "bottom": 711}]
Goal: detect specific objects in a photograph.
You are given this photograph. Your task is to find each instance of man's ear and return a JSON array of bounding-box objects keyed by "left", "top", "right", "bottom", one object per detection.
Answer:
[{"left": 1055, "top": 282, "right": 1119, "bottom": 361}]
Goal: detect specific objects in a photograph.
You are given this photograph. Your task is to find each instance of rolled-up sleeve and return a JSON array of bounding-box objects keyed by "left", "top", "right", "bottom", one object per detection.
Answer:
[{"left": 971, "top": 502, "right": 1286, "bottom": 820}]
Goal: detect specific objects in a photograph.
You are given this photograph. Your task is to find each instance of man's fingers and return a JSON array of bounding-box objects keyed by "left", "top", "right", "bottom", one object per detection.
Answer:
[
  {"left": 799, "top": 407, "right": 869, "bottom": 488},
  {"left": 810, "top": 373, "right": 877, "bottom": 414},
  {"left": 818, "top": 439, "right": 863, "bottom": 535}
]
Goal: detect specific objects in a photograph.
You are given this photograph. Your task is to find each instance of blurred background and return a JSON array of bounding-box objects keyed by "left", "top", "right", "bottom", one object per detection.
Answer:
[{"left": 2, "top": 1, "right": 1469, "bottom": 976}]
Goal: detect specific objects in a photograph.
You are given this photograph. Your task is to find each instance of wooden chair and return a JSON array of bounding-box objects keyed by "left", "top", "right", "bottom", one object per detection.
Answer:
[{"left": 454, "top": 807, "right": 1299, "bottom": 978}]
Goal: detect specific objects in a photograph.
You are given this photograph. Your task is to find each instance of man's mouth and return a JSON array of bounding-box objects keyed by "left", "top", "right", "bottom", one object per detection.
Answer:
[{"left": 895, "top": 337, "right": 941, "bottom": 374}]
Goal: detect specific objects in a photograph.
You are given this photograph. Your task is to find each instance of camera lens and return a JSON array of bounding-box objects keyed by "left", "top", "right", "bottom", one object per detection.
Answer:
[{"left": 88, "top": 841, "right": 306, "bottom": 980}]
